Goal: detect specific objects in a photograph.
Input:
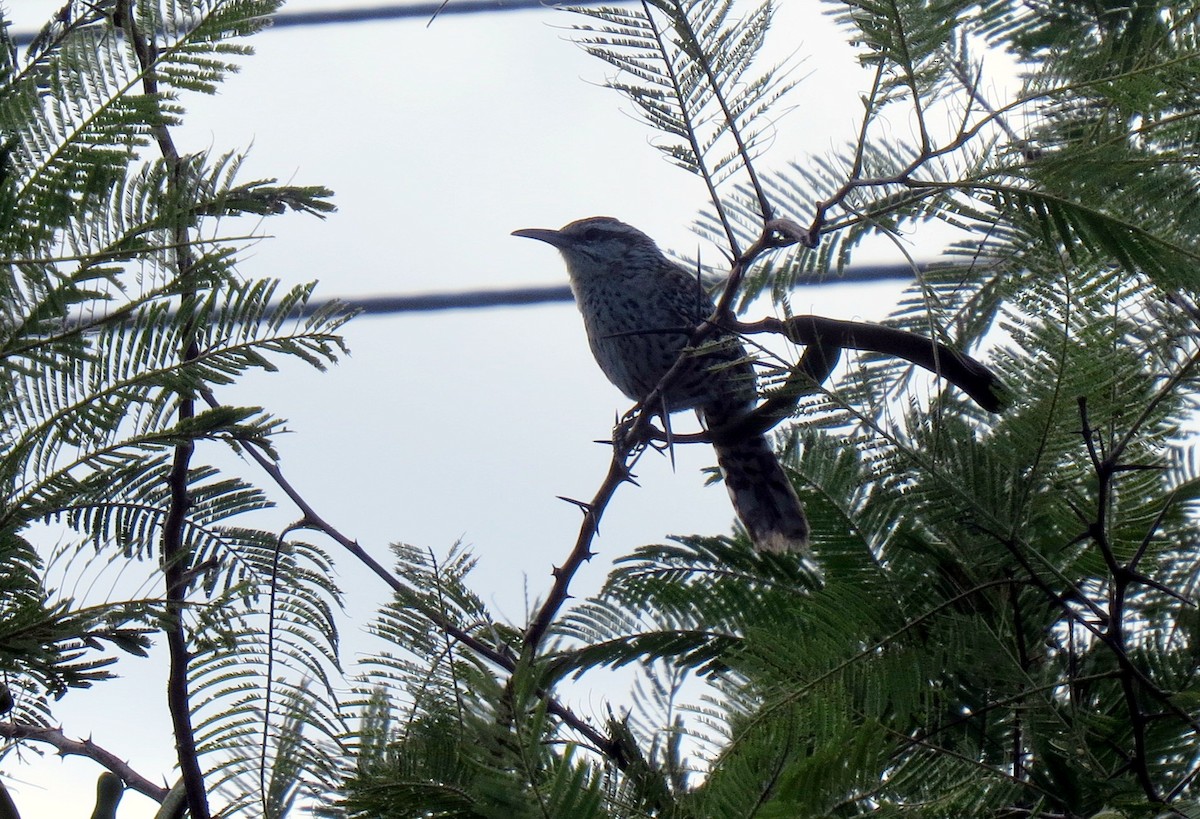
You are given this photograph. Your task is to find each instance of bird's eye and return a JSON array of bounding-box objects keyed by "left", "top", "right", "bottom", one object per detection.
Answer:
[{"left": 581, "top": 227, "right": 602, "bottom": 242}]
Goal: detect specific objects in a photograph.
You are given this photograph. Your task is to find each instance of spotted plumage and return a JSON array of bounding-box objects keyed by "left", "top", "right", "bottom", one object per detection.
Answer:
[{"left": 513, "top": 216, "right": 809, "bottom": 553}]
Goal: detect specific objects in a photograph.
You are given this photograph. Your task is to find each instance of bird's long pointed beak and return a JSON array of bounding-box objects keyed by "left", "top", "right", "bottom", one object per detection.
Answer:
[{"left": 511, "top": 227, "right": 568, "bottom": 248}]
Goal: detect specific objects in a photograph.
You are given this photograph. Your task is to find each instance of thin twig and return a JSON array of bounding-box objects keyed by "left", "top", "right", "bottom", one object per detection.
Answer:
[
  {"left": 199, "top": 390, "right": 629, "bottom": 772},
  {"left": 0, "top": 721, "right": 169, "bottom": 803},
  {"left": 662, "top": 0, "right": 775, "bottom": 224},
  {"left": 115, "top": 4, "right": 209, "bottom": 816},
  {"left": 640, "top": 2, "right": 739, "bottom": 254},
  {"left": 1077, "top": 397, "right": 1157, "bottom": 802}
]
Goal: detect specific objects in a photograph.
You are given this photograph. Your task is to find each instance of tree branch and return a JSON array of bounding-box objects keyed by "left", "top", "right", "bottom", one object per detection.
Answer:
[
  {"left": 640, "top": 2, "right": 739, "bottom": 253},
  {"left": 522, "top": 429, "right": 647, "bottom": 655},
  {"left": 0, "top": 721, "right": 169, "bottom": 803},
  {"left": 638, "top": 313, "right": 1003, "bottom": 449},
  {"left": 198, "top": 390, "right": 630, "bottom": 776},
  {"left": 738, "top": 314, "right": 1006, "bottom": 411},
  {"left": 1077, "top": 397, "right": 1161, "bottom": 803},
  {"left": 114, "top": 5, "right": 209, "bottom": 817}
]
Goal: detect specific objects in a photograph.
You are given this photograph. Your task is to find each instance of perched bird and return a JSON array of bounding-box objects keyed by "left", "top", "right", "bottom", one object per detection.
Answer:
[{"left": 513, "top": 216, "right": 808, "bottom": 552}]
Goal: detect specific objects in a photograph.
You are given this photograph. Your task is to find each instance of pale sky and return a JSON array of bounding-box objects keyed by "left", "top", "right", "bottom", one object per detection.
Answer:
[{"left": 3, "top": 2, "right": 925, "bottom": 816}]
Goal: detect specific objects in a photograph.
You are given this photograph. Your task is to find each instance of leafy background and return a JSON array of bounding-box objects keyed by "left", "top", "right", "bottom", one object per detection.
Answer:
[
  {"left": 15, "top": 1, "right": 1191, "bottom": 817},
  {"left": 3, "top": 3, "right": 905, "bottom": 816}
]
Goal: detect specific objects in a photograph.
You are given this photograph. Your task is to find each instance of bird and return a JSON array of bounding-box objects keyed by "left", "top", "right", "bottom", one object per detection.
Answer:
[{"left": 512, "top": 216, "right": 809, "bottom": 553}]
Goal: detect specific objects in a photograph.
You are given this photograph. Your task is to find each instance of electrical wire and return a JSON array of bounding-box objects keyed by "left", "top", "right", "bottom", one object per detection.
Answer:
[
  {"left": 8, "top": 1, "right": 615, "bottom": 46},
  {"left": 10, "top": 3, "right": 925, "bottom": 317},
  {"left": 301, "top": 263, "right": 915, "bottom": 317}
]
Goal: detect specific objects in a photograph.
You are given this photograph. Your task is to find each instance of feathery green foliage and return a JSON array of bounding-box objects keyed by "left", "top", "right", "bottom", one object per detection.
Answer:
[
  {"left": 341, "top": 1, "right": 1200, "bottom": 817},
  {"left": 16, "top": 0, "right": 1193, "bottom": 815},
  {"left": 0, "top": 1, "right": 347, "bottom": 815}
]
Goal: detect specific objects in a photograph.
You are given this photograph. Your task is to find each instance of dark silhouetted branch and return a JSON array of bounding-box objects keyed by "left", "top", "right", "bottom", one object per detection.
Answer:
[{"left": 0, "top": 722, "right": 169, "bottom": 803}]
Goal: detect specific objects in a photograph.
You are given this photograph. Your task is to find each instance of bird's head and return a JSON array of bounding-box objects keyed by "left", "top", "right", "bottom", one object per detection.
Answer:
[{"left": 512, "top": 217, "right": 663, "bottom": 278}]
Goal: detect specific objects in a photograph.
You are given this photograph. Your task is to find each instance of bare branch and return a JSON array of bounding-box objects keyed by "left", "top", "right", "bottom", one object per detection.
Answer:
[
  {"left": 0, "top": 721, "right": 169, "bottom": 803},
  {"left": 113, "top": 4, "right": 208, "bottom": 815},
  {"left": 522, "top": 422, "right": 647, "bottom": 654},
  {"left": 638, "top": 313, "right": 1003, "bottom": 448},
  {"left": 640, "top": 2, "right": 740, "bottom": 253},
  {"left": 198, "top": 390, "right": 632, "bottom": 776}
]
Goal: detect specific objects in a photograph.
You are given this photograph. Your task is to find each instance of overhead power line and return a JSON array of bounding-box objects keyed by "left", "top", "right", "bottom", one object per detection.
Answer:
[
  {"left": 9, "top": 1, "right": 611, "bottom": 46},
  {"left": 313, "top": 263, "right": 916, "bottom": 317},
  {"left": 9, "top": 2, "right": 923, "bottom": 314},
  {"left": 256, "top": 0, "right": 610, "bottom": 30},
  {"left": 347, "top": 283, "right": 574, "bottom": 315}
]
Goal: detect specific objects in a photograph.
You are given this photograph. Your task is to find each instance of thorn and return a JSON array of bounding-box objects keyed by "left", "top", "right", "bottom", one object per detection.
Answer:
[
  {"left": 1126, "top": 569, "right": 1195, "bottom": 606},
  {"left": 612, "top": 463, "right": 640, "bottom": 486},
  {"left": 660, "top": 395, "right": 677, "bottom": 472},
  {"left": 557, "top": 496, "right": 592, "bottom": 514}
]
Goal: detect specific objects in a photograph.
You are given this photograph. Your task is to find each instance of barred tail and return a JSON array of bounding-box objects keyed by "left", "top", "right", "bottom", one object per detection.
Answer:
[{"left": 713, "top": 433, "right": 809, "bottom": 553}]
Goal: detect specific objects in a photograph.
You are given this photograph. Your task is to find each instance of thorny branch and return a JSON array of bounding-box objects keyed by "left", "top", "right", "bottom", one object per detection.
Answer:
[
  {"left": 0, "top": 721, "right": 169, "bottom": 803},
  {"left": 115, "top": 4, "right": 209, "bottom": 817},
  {"left": 199, "top": 392, "right": 635, "bottom": 776},
  {"left": 1075, "top": 396, "right": 1192, "bottom": 804},
  {"left": 644, "top": 314, "right": 1004, "bottom": 448},
  {"left": 522, "top": 440, "right": 647, "bottom": 658}
]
